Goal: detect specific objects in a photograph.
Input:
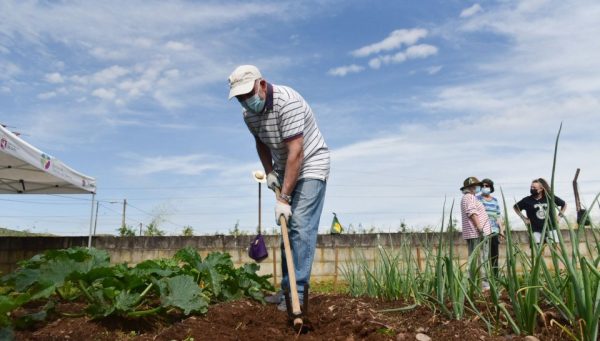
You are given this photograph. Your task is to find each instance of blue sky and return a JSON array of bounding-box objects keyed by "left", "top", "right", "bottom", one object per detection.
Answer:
[{"left": 1, "top": 0, "right": 599, "bottom": 236}]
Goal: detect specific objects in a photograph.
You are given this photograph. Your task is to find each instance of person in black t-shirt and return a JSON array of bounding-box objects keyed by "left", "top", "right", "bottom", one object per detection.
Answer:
[{"left": 513, "top": 178, "right": 567, "bottom": 244}]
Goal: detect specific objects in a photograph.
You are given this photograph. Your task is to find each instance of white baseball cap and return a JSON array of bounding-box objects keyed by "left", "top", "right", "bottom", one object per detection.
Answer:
[{"left": 228, "top": 65, "right": 262, "bottom": 100}]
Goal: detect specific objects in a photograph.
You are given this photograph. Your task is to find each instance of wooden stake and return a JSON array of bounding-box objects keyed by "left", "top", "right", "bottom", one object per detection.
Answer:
[
  {"left": 273, "top": 245, "right": 278, "bottom": 286},
  {"left": 333, "top": 246, "right": 339, "bottom": 290}
]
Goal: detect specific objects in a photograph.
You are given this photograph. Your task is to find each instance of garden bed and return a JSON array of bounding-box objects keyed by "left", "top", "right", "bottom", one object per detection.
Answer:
[{"left": 14, "top": 294, "right": 570, "bottom": 340}]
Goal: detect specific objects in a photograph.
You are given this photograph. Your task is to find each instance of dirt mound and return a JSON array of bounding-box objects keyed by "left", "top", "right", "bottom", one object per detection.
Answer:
[{"left": 14, "top": 294, "right": 570, "bottom": 340}]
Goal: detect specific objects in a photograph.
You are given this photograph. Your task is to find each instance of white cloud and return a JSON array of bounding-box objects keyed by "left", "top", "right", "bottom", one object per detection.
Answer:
[
  {"left": 153, "top": 90, "right": 183, "bottom": 109},
  {"left": 0, "top": 86, "right": 10, "bottom": 93},
  {"left": 327, "top": 64, "right": 365, "bottom": 77},
  {"left": 426, "top": 65, "right": 443, "bottom": 75},
  {"left": 460, "top": 4, "right": 483, "bottom": 18},
  {"left": 0, "top": 2, "right": 285, "bottom": 51},
  {"left": 132, "top": 38, "right": 154, "bottom": 48},
  {"left": 44, "top": 72, "right": 64, "bottom": 83},
  {"left": 368, "top": 58, "right": 382, "bottom": 70},
  {"left": 163, "top": 69, "right": 180, "bottom": 79},
  {"left": 351, "top": 28, "right": 428, "bottom": 57},
  {"left": 0, "top": 1, "right": 305, "bottom": 129},
  {"left": 165, "top": 41, "right": 194, "bottom": 51},
  {"left": 0, "top": 61, "right": 20, "bottom": 80},
  {"left": 405, "top": 44, "right": 438, "bottom": 59},
  {"left": 120, "top": 154, "right": 221, "bottom": 176},
  {"left": 89, "top": 47, "right": 130, "bottom": 61},
  {"left": 3, "top": 0, "right": 600, "bottom": 234},
  {"left": 37, "top": 91, "right": 56, "bottom": 100},
  {"left": 367, "top": 44, "right": 436, "bottom": 69},
  {"left": 320, "top": 0, "right": 600, "bottom": 229},
  {"left": 323, "top": 117, "right": 600, "bottom": 229},
  {"left": 70, "top": 75, "right": 88, "bottom": 85},
  {"left": 117, "top": 62, "right": 167, "bottom": 98},
  {"left": 92, "top": 87, "right": 116, "bottom": 100},
  {"left": 92, "top": 65, "right": 130, "bottom": 84},
  {"left": 368, "top": 52, "right": 406, "bottom": 69}
]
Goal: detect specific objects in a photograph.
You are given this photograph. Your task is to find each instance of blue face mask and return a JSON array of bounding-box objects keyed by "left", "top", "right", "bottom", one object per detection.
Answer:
[
  {"left": 242, "top": 93, "right": 265, "bottom": 113},
  {"left": 474, "top": 186, "right": 482, "bottom": 193},
  {"left": 481, "top": 187, "right": 491, "bottom": 195}
]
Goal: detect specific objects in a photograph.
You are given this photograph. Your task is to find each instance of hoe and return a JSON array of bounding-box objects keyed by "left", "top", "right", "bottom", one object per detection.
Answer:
[{"left": 274, "top": 187, "right": 310, "bottom": 332}]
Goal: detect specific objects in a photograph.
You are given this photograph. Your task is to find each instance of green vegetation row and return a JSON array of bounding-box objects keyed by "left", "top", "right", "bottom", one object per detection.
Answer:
[
  {"left": 0, "top": 247, "right": 273, "bottom": 339},
  {"left": 342, "top": 125, "right": 600, "bottom": 341}
]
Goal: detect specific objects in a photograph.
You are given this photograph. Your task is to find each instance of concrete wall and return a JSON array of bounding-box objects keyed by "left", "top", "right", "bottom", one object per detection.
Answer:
[{"left": 1, "top": 230, "right": 597, "bottom": 286}]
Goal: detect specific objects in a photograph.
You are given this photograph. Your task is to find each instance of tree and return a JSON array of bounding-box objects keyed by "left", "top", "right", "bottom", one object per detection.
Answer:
[
  {"left": 118, "top": 224, "right": 136, "bottom": 237},
  {"left": 228, "top": 220, "right": 247, "bottom": 237},
  {"left": 398, "top": 221, "right": 409, "bottom": 233},
  {"left": 182, "top": 225, "right": 194, "bottom": 236},
  {"left": 144, "top": 219, "right": 164, "bottom": 236}
]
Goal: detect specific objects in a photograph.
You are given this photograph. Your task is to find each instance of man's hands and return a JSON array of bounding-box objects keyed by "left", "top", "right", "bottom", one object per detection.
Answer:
[
  {"left": 275, "top": 201, "right": 292, "bottom": 225},
  {"left": 267, "top": 170, "right": 291, "bottom": 225},
  {"left": 266, "top": 171, "right": 281, "bottom": 192}
]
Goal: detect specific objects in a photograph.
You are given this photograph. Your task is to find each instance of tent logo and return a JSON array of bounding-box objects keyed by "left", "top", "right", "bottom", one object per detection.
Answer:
[
  {"left": 40, "top": 153, "right": 51, "bottom": 170},
  {"left": 0, "top": 138, "right": 6, "bottom": 149}
]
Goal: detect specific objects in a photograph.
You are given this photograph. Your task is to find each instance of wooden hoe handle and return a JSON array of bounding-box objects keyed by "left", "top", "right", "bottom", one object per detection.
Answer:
[{"left": 275, "top": 188, "right": 303, "bottom": 327}]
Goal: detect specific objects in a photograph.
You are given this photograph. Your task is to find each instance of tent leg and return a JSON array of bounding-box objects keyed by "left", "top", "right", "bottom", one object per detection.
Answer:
[{"left": 88, "top": 193, "right": 96, "bottom": 249}]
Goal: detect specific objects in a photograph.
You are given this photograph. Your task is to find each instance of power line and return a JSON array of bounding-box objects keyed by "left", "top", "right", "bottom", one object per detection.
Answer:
[
  {"left": 5, "top": 189, "right": 598, "bottom": 205},
  {"left": 127, "top": 202, "right": 187, "bottom": 229},
  {"left": 82, "top": 179, "right": 600, "bottom": 191}
]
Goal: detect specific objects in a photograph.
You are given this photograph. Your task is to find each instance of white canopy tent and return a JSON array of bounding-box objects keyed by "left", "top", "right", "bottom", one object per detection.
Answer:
[{"left": 0, "top": 124, "right": 97, "bottom": 246}]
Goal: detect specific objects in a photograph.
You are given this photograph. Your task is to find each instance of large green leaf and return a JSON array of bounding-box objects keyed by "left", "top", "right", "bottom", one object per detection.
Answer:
[
  {"left": 114, "top": 291, "right": 140, "bottom": 313},
  {"left": 174, "top": 247, "right": 203, "bottom": 270},
  {"left": 131, "top": 259, "right": 179, "bottom": 279},
  {"left": 198, "top": 252, "right": 235, "bottom": 299},
  {"left": 5, "top": 269, "right": 40, "bottom": 292},
  {"left": 2, "top": 248, "right": 111, "bottom": 292},
  {"left": 84, "top": 285, "right": 116, "bottom": 318},
  {"left": 157, "top": 275, "right": 208, "bottom": 315},
  {"left": 0, "top": 292, "right": 31, "bottom": 327},
  {"left": 111, "top": 263, "right": 145, "bottom": 290},
  {"left": 236, "top": 264, "right": 273, "bottom": 302},
  {"left": 29, "top": 284, "right": 57, "bottom": 301}
]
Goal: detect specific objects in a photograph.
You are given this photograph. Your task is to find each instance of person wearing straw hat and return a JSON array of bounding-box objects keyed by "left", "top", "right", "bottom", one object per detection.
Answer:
[
  {"left": 228, "top": 65, "right": 330, "bottom": 311},
  {"left": 476, "top": 178, "right": 504, "bottom": 278},
  {"left": 460, "top": 176, "right": 492, "bottom": 289}
]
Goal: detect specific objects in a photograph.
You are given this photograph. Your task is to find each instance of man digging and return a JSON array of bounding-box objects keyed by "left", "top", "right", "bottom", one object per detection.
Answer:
[{"left": 228, "top": 65, "right": 330, "bottom": 312}]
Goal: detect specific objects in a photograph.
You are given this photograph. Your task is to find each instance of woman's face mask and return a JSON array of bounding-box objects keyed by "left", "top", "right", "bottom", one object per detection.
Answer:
[{"left": 481, "top": 187, "right": 491, "bottom": 195}]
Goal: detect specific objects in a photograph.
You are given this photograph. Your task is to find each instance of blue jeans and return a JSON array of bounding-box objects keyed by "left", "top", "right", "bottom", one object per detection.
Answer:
[{"left": 280, "top": 178, "right": 326, "bottom": 297}]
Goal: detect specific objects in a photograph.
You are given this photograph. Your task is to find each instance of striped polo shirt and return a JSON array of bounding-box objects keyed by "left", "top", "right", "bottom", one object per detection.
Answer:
[
  {"left": 461, "top": 192, "right": 492, "bottom": 239},
  {"left": 243, "top": 83, "right": 330, "bottom": 180}
]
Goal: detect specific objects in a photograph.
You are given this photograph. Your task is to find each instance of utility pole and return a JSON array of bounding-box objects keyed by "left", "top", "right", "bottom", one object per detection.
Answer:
[
  {"left": 121, "top": 199, "right": 127, "bottom": 229},
  {"left": 139, "top": 223, "right": 143, "bottom": 236},
  {"left": 93, "top": 201, "right": 100, "bottom": 236}
]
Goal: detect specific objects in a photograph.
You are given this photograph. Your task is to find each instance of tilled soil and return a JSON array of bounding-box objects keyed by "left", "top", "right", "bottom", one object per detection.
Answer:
[{"left": 13, "top": 294, "right": 573, "bottom": 340}]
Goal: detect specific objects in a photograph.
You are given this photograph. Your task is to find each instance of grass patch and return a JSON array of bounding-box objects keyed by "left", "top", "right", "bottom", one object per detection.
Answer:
[{"left": 310, "top": 280, "right": 348, "bottom": 294}]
